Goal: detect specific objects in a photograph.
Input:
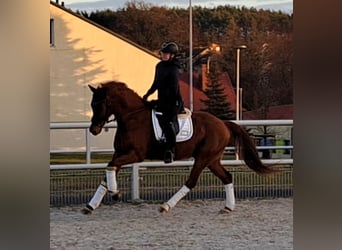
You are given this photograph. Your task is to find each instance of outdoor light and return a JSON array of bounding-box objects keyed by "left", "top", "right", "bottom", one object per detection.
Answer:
[{"left": 210, "top": 43, "right": 221, "bottom": 53}]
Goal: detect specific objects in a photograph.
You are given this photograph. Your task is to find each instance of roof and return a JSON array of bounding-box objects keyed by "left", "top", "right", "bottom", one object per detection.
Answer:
[
  {"left": 179, "top": 71, "right": 237, "bottom": 111},
  {"left": 180, "top": 70, "right": 293, "bottom": 119},
  {"left": 243, "top": 104, "right": 293, "bottom": 119},
  {"left": 50, "top": 1, "right": 159, "bottom": 59},
  {"left": 179, "top": 79, "right": 206, "bottom": 111}
]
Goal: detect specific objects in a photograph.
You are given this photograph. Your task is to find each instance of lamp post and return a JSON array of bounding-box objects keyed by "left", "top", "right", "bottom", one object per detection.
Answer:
[
  {"left": 234, "top": 45, "right": 246, "bottom": 161},
  {"left": 234, "top": 45, "right": 247, "bottom": 120},
  {"left": 189, "top": 0, "right": 193, "bottom": 112},
  {"left": 207, "top": 44, "right": 221, "bottom": 74}
]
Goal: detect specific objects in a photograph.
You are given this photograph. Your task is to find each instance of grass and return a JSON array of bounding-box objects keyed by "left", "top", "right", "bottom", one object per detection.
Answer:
[
  {"left": 50, "top": 152, "right": 237, "bottom": 165},
  {"left": 50, "top": 153, "right": 112, "bottom": 164}
]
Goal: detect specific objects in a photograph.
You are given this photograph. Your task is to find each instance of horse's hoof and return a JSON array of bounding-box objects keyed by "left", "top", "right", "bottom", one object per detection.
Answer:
[
  {"left": 81, "top": 207, "right": 92, "bottom": 215},
  {"left": 111, "top": 191, "right": 121, "bottom": 201},
  {"left": 159, "top": 203, "right": 170, "bottom": 213},
  {"left": 220, "top": 207, "right": 233, "bottom": 214}
]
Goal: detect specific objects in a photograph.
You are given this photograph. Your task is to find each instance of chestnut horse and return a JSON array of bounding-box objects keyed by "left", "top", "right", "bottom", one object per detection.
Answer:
[{"left": 82, "top": 81, "right": 274, "bottom": 215}]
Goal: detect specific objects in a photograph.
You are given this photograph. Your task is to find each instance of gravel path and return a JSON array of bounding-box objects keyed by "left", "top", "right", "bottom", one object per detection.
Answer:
[{"left": 50, "top": 198, "right": 293, "bottom": 250}]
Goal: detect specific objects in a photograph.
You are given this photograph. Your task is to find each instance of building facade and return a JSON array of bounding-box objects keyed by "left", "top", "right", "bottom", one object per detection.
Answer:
[
  {"left": 50, "top": 1, "right": 159, "bottom": 123},
  {"left": 50, "top": 1, "right": 159, "bottom": 151}
]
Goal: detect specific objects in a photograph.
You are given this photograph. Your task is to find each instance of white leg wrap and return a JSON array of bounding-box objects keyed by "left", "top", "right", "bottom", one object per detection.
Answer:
[
  {"left": 166, "top": 185, "right": 190, "bottom": 208},
  {"left": 88, "top": 182, "right": 107, "bottom": 210},
  {"left": 106, "top": 167, "right": 118, "bottom": 193},
  {"left": 224, "top": 183, "right": 236, "bottom": 211}
]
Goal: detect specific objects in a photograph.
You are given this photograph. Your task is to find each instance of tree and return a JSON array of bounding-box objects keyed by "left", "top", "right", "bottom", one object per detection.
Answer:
[
  {"left": 83, "top": 4, "right": 293, "bottom": 111},
  {"left": 200, "top": 61, "right": 235, "bottom": 120}
]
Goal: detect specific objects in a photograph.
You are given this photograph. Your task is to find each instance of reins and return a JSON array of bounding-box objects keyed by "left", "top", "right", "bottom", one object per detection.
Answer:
[
  {"left": 106, "top": 103, "right": 146, "bottom": 124},
  {"left": 121, "top": 106, "right": 147, "bottom": 121},
  {"left": 92, "top": 86, "right": 147, "bottom": 125}
]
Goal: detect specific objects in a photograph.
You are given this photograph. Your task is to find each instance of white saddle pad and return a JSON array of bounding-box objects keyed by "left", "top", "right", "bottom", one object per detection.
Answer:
[{"left": 152, "top": 108, "right": 193, "bottom": 142}]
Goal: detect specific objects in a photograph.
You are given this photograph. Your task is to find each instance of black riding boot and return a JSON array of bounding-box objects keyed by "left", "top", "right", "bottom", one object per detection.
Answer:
[
  {"left": 164, "top": 148, "right": 174, "bottom": 164},
  {"left": 163, "top": 122, "right": 176, "bottom": 163}
]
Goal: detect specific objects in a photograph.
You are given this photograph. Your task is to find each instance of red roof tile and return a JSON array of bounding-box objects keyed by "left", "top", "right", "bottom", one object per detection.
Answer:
[
  {"left": 243, "top": 104, "right": 293, "bottom": 119},
  {"left": 179, "top": 72, "right": 237, "bottom": 111},
  {"left": 179, "top": 71, "right": 292, "bottom": 120}
]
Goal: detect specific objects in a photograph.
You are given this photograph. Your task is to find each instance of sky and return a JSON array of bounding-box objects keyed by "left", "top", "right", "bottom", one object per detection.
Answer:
[{"left": 60, "top": 0, "right": 293, "bottom": 14}]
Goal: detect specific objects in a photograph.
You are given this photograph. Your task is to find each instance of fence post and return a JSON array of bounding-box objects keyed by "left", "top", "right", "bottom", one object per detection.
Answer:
[
  {"left": 85, "top": 129, "right": 91, "bottom": 164},
  {"left": 131, "top": 164, "right": 140, "bottom": 200}
]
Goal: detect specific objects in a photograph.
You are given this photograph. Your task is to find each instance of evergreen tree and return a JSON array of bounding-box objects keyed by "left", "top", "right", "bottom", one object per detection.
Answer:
[
  {"left": 84, "top": 4, "right": 293, "bottom": 110},
  {"left": 200, "top": 61, "right": 235, "bottom": 120}
]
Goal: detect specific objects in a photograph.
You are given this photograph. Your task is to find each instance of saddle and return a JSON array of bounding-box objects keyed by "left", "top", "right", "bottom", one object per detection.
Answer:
[{"left": 152, "top": 108, "right": 193, "bottom": 142}]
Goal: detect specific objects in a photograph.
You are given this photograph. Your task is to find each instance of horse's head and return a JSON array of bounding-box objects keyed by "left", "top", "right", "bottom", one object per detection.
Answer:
[
  {"left": 89, "top": 81, "right": 148, "bottom": 135},
  {"left": 88, "top": 85, "right": 112, "bottom": 135}
]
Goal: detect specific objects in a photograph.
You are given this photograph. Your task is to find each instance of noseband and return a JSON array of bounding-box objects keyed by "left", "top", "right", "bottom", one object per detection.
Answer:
[
  {"left": 91, "top": 97, "right": 146, "bottom": 127},
  {"left": 91, "top": 98, "right": 115, "bottom": 127}
]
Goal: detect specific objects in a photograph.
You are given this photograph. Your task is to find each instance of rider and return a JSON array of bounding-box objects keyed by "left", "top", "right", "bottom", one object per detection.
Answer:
[{"left": 143, "top": 41, "right": 184, "bottom": 163}]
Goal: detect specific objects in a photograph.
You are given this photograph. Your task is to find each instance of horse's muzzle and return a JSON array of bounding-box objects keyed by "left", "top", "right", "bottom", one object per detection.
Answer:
[{"left": 89, "top": 124, "right": 102, "bottom": 135}]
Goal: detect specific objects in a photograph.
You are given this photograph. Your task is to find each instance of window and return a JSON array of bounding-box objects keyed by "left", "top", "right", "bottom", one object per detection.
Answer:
[{"left": 50, "top": 18, "right": 55, "bottom": 46}]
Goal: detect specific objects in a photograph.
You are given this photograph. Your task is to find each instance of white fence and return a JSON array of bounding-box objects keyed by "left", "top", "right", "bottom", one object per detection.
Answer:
[
  {"left": 50, "top": 119, "right": 293, "bottom": 170},
  {"left": 50, "top": 120, "right": 293, "bottom": 205}
]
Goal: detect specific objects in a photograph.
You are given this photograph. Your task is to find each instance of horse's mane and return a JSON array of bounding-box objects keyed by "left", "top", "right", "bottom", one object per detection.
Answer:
[{"left": 99, "top": 80, "right": 141, "bottom": 100}]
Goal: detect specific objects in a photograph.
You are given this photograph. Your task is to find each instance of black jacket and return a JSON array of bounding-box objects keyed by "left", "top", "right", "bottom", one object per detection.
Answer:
[{"left": 145, "top": 58, "right": 182, "bottom": 114}]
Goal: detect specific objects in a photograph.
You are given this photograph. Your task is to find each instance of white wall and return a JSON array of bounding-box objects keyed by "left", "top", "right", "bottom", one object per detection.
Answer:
[{"left": 50, "top": 3, "right": 159, "bottom": 150}]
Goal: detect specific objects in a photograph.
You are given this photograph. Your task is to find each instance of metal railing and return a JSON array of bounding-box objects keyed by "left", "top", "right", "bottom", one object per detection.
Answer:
[
  {"left": 50, "top": 120, "right": 293, "bottom": 168},
  {"left": 50, "top": 120, "right": 293, "bottom": 206}
]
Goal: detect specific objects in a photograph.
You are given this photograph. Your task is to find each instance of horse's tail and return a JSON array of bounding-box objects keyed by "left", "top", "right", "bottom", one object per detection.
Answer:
[{"left": 225, "top": 121, "right": 276, "bottom": 175}]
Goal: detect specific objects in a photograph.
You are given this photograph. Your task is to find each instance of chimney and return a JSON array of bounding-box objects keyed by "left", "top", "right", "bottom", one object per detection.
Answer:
[
  {"left": 56, "top": 0, "right": 59, "bottom": 4},
  {"left": 61, "top": 1, "right": 64, "bottom": 7}
]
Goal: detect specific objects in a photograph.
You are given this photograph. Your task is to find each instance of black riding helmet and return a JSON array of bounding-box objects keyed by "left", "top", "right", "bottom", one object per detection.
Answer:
[{"left": 160, "top": 42, "right": 179, "bottom": 55}]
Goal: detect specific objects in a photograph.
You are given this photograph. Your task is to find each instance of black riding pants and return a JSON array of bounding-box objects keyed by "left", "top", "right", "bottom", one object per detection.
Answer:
[{"left": 157, "top": 112, "right": 179, "bottom": 151}]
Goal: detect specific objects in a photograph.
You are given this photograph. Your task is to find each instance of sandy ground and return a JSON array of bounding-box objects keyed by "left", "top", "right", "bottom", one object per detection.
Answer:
[{"left": 50, "top": 198, "right": 293, "bottom": 250}]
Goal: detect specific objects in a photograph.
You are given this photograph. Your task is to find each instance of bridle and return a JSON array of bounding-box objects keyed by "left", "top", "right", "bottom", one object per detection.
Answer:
[
  {"left": 91, "top": 98, "right": 146, "bottom": 127},
  {"left": 91, "top": 98, "right": 115, "bottom": 127}
]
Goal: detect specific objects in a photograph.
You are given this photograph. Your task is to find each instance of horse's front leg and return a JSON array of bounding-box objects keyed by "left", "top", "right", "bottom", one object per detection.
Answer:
[
  {"left": 106, "top": 149, "right": 144, "bottom": 195},
  {"left": 108, "top": 149, "right": 144, "bottom": 167},
  {"left": 81, "top": 167, "right": 122, "bottom": 215},
  {"left": 105, "top": 165, "right": 120, "bottom": 200},
  {"left": 81, "top": 150, "right": 143, "bottom": 215},
  {"left": 81, "top": 179, "right": 108, "bottom": 215},
  {"left": 101, "top": 152, "right": 122, "bottom": 198}
]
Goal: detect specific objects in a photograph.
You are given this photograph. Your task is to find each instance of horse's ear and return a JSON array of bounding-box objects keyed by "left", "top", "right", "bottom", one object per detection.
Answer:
[{"left": 88, "top": 85, "right": 97, "bottom": 93}]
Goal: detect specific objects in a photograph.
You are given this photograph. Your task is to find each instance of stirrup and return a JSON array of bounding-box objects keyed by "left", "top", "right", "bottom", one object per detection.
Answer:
[{"left": 164, "top": 150, "right": 174, "bottom": 163}]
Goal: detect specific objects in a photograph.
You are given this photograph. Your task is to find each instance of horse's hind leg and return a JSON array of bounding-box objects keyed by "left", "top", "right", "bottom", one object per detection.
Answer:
[
  {"left": 159, "top": 158, "right": 208, "bottom": 213},
  {"left": 208, "top": 160, "right": 236, "bottom": 212}
]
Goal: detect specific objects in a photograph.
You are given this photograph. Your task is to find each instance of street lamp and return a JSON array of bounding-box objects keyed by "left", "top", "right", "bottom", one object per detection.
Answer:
[
  {"left": 234, "top": 45, "right": 247, "bottom": 120},
  {"left": 189, "top": 0, "right": 193, "bottom": 111},
  {"left": 207, "top": 43, "right": 221, "bottom": 74}
]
